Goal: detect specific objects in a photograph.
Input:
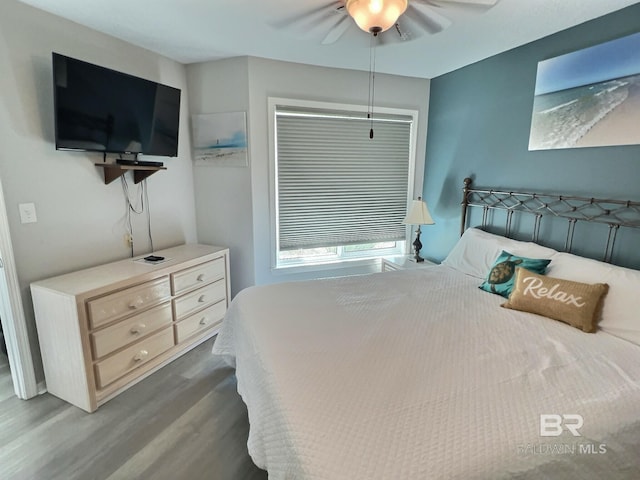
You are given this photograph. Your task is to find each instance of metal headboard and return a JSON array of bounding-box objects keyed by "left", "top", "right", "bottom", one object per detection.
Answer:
[{"left": 460, "top": 177, "right": 640, "bottom": 264}]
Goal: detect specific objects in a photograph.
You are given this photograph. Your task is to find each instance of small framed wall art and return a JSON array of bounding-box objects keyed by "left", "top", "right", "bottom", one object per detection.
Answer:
[{"left": 192, "top": 111, "right": 249, "bottom": 166}]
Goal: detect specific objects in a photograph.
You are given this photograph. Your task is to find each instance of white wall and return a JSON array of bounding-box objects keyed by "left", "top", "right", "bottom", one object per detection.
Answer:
[
  {"left": 0, "top": 0, "right": 198, "bottom": 380},
  {"left": 188, "top": 55, "right": 430, "bottom": 292},
  {"left": 187, "top": 58, "right": 255, "bottom": 298}
]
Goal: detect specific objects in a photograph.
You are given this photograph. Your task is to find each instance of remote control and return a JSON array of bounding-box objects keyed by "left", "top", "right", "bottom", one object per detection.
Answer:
[{"left": 144, "top": 255, "right": 164, "bottom": 262}]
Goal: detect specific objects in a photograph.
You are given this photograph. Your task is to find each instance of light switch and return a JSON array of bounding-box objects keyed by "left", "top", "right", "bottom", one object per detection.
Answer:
[{"left": 18, "top": 203, "right": 38, "bottom": 224}]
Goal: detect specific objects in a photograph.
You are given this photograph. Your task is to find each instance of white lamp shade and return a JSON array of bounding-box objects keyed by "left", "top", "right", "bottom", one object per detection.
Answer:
[
  {"left": 346, "top": 0, "right": 408, "bottom": 33},
  {"left": 402, "top": 197, "right": 435, "bottom": 225}
]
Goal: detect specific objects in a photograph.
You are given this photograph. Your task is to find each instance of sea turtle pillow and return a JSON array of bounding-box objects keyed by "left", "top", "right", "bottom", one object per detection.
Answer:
[{"left": 479, "top": 250, "right": 551, "bottom": 298}]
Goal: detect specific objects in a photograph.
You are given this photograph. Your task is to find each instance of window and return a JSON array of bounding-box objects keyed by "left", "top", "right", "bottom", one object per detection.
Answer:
[{"left": 269, "top": 98, "right": 418, "bottom": 269}]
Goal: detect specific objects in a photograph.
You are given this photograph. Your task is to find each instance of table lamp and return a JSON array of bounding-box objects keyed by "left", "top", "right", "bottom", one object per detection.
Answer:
[{"left": 402, "top": 196, "right": 434, "bottom": 262}]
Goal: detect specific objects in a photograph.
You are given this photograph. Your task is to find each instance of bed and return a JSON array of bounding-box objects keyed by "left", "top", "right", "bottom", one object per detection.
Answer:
[{"left": 212, "top": 178, "right": 640, "bottom": 479}]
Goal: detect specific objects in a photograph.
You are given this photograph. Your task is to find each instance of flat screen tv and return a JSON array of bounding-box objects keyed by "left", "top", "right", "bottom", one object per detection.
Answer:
[{"left": 52, "top": 52, "right": 181, "bottom": 157}]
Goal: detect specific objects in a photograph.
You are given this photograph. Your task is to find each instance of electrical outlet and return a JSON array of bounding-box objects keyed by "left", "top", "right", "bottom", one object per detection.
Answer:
[
  {"left": 18, "top": 203, "right": 38, "bottom": 224},
  {"left": 124, "top": 233, "right": 133, "bottom": 247}
]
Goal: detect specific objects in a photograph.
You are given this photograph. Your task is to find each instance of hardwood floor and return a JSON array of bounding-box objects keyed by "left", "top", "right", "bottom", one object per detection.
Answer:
[
  {"left": 0, "top": 351, "right": 13, "bottom": 403},
  {"left": 0, "top": 338, "right": 268, "bottom": 480}
]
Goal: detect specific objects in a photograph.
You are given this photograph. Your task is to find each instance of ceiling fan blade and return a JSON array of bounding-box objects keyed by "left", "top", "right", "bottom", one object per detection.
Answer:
[
  {"left": 404, "top": 4, "right": 451, "bottom": 34},
  {"left": 270, "top": 2, "right": 345, "bottom": 30},
  {"left": 321, "top": 15, "right": 353, "bottom": 45},
  {"left": 435, "top": 0, "right": 498, "bottom": 5},
  {"left": 414, "top": 0, "right": 498, "bottom": 13}
]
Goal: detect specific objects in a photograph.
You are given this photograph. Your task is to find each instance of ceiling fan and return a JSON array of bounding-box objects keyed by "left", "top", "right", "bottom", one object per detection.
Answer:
[{"left": 273, "top": 0, "right": 498, "bottom": 45}]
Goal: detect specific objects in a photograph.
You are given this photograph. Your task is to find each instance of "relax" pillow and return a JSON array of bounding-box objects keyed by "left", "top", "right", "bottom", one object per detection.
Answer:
[{"left": 502, "top": 267, "right": 609, "bottom": 333}]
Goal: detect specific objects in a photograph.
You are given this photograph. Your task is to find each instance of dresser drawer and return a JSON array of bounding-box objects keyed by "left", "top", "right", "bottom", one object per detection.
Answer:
[
  {"left": 173, "top": 279, "right": 226, "bottom": 320},
  {"left": 87, "top": 277, "right": 171, "bottom": 329},
  {"left": 175, "top": 300, "right": 226, "bottom": 343},
  {"left": 90, "top": 302, "right": 173, "bottom": 360},
  {"left": 171, "top": 257, "right": 225, "bottom": 295},
  {"left": 94, "top": 327, "right": 174, "bottom": 390}
]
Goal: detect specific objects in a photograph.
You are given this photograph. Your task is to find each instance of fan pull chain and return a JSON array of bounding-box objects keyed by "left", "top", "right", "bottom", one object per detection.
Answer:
[{"left": 368, "top": 30, "right": 379, "bottom": 139}]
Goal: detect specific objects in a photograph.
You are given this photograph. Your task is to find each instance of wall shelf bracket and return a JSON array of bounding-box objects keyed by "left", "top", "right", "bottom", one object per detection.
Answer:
[{"left": 94, "top": 163, "right": 167, "bottom": 185}]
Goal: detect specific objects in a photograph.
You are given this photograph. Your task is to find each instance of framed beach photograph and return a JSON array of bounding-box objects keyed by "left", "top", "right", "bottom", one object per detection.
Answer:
[
  {"left": 528, "top": 32, "right": 640, "bottom": 151},
  {"left": 192, "top": 111, "right": 249, "bottom": 166}
]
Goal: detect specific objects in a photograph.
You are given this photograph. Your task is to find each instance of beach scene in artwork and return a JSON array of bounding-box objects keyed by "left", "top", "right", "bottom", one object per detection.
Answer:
[
  {"left": 192, "top": 112, "right": 248, "bottom": 166},
  {"left": 529, "top": 32, "right": 640, "bottom": 150}
]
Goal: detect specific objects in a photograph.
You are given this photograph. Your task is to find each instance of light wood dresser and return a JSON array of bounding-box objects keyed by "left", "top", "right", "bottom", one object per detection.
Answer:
[{"left": 31, "top": 244, "right": 230, "bottom": 412}]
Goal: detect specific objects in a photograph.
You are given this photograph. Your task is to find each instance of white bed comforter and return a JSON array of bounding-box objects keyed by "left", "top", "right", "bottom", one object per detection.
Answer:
[{"left": 212, "top": 266, "right": 640, "bottom": 479}]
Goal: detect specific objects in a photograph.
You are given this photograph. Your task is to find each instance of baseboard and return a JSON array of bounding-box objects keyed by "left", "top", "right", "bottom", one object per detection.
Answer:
[{"left": 37, "top": 380, "right": 47, "bottom": 396}]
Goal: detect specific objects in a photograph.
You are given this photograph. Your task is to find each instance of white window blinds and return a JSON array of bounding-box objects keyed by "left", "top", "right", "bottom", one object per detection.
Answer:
[{"left": 275, "top": 106, "right": 412, "bottom": 251}]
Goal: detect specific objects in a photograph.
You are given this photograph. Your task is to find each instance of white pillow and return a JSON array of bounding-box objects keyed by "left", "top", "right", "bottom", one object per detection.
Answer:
[
  {"left": 442, "top": 228, "right": 557, "bottom": 279},
  {"left": 548, "top": 252, "right": 640, "bottom": 346}
]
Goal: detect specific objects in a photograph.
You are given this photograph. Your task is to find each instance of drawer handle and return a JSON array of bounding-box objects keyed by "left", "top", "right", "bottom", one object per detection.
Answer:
[
  {"left": 196, "top": 274, "right": 206, "bottom": 282},
  {"left": 199, "top": 317, "right": 208, "bottom": 326},
  {"left": 198, "top": 295, "right": 207, "bottom": 303},
  {"left": 133, "top": 350, "right": 149, "bottom": 362},
  {"left": 130, "top": 323, "right": 146, "bottom": 335},
  {"left": 128, "top": 299, "right": 143, "bottom": 310}
]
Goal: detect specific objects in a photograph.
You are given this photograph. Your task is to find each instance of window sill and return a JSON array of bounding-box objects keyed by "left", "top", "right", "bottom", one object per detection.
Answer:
[{"left": 272, "top": 256, "right": 383, "bottom": 277}]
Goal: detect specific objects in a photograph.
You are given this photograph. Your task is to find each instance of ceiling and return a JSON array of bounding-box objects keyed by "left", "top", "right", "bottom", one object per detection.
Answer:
[{"left": 18, "top": 0, "right": 639, "bottom": 78}]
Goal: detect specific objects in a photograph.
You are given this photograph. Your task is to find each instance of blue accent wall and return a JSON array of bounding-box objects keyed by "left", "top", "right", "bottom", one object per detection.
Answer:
[{"left": 422, "top": 4, "right": 640, "bottom": 267}]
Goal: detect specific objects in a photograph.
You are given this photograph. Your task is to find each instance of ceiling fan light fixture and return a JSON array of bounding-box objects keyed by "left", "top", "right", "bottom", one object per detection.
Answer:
[{"left": 346, "top": 0, "right": 408, "bottom": 33}]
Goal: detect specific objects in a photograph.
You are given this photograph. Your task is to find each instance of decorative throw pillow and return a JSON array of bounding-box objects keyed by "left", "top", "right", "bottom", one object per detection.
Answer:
[
  {"left": 502, "top": 268, "right": 609, "bottom": 333},
  {"left": 479, "top": 251, "right": 551, "bottom": 298}
]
